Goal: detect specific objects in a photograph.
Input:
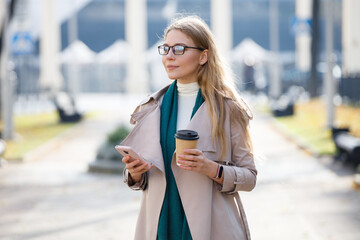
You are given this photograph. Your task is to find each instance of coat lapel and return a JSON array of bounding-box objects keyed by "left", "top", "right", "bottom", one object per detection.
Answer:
[
  {"left": 171, "top": 101, "right": 215, "bottom": 240},
  {"left": 121, "top": 104, "right": 165, "bottom": 173},
  {"left": 121, "top": 85, "right": 172, "bottom": 174},
  {"left": 186, "top": 102, "right": 216, "bottom": 152},
  {"left": 123, "top": 92, "right": 216, "bottom": 171}
]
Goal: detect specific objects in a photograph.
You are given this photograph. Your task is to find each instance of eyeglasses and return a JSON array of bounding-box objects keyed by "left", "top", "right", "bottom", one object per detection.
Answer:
[{"left": 158, "top": 44, "right": 204, "bottom": 55}]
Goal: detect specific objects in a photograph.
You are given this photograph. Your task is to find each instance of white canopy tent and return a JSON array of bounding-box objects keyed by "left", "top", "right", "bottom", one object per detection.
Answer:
[
  {"left": 231, "top": 38, "right": 272, "bottom": 64},
  {"left": 97, "top": 39, "right": 128, "bottom": 65},
  {"left": 60, "top": 40, "right": 96, "bottom": 65},
  {"left": 146, "top": 40, "right": 162, "bottom": 63},
  {"left": 94, "top": 40, "right": 129, "bottom": 92},
  {"left": 231, "top": 38, "right": 272, "bottom": 91},
  {"left": 60, "top": 40, "right": 96, "bottom": 93},
  {"left": 146, "top": 40, "right": 169, "bottom": 91}
]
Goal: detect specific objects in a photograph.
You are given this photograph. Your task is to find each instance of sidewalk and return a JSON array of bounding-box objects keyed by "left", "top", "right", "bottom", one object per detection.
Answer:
[
  {"left": 245, "top": 114, "right": 360, "bottom": 240},
  {"left": 1, "top": 95, "right": 360, "bottom": 240}
]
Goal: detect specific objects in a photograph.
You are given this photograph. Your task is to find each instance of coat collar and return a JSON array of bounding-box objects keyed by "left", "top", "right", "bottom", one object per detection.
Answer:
[
  {"left": 123, "top": 83, "right": 218, "bottom": 174},
  {"left": 136, "top": 83, "right": 216, "bottom": 152},
  {"left": 139, "top": 83, "right": 171, "bottom": 106},
  {"left": 144, "top": 81, "right": 253, "bottom": 120}
]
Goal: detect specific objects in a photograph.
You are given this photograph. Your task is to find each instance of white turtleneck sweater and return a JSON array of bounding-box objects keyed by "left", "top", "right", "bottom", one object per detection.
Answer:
[{"left": 177, "top": 81, "right": 200, "bottom": 130}]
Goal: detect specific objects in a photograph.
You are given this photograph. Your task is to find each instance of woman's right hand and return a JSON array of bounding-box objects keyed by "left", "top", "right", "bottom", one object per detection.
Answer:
[{"left": 122, "top": 156, "right": 153, "bottom": 183}]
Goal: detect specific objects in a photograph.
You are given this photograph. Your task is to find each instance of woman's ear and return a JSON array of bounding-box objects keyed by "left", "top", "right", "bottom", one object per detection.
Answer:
[{"left": 199, "top": 49, "right": 208, "bottom": 65}]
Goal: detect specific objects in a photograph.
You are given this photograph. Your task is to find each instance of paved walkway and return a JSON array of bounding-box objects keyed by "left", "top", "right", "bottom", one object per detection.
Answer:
[
  {"left": 1, "top": 94, "right": 360, "bottom": 240},
  {"left": 245, "top": 115, "right": 360, "bottom": 240}
]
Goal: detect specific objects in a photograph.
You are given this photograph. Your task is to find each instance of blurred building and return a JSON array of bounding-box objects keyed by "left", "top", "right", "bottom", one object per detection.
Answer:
[
  {"left": 9, "top": 0, "right": 344, "bottom": 96},
  {"left": 61, "top": 0, "right": 298, "bottom": 52}
]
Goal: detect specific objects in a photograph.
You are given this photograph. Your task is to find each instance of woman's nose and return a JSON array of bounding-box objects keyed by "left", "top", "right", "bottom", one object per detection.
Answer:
[{"left": 166, "top": 49, "right": 175, "bottom": 59}]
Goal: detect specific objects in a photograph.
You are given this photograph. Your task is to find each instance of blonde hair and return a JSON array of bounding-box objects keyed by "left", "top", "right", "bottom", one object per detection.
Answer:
[{"left": 164, "top": 15, "right": 253, "bottom": 159}]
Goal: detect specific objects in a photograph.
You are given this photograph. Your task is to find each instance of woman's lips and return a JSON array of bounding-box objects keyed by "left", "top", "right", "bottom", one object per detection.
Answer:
[{"left": 166, "top": 65, "right": 178, "bottom": 70}]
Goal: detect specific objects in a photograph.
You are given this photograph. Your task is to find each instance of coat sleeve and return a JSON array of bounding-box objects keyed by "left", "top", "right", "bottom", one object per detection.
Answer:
[
  {"left": 121, "top": 96, "right": 154, "bottom": 190},
  {"left": 216, "top": 108, "right": 257, "bottom": 194},
  {"left": 123, "top": 168, "right": 148, "bottom": 191}
]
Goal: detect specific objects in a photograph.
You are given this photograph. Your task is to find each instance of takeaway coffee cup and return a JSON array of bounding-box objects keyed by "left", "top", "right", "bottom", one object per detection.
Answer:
[{"left": 175, "top": 130, "right": 199, "bottom": 166}]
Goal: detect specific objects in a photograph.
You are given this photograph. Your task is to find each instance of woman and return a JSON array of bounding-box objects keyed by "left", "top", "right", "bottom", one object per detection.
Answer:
[{"left": 120, "top": 15, "right": 257, "bottom": 240}]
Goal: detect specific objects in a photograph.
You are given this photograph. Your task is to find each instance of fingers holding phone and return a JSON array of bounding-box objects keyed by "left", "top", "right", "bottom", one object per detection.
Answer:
[
  {"left": 122, "top": 155, "right": 153, "bottom": 173},
  {"left": 116, "top": 146, "right": 153, "bottom": 182}
]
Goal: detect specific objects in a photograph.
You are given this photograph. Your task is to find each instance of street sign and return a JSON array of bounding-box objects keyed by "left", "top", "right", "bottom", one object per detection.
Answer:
[{"left": 11, "top": 32, "right": 35, "bottom": 56}]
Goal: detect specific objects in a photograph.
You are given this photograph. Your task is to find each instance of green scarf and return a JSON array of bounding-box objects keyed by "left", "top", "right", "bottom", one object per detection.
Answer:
[{"left": 157, "top": 80, "right": 204, "bottom": 240}]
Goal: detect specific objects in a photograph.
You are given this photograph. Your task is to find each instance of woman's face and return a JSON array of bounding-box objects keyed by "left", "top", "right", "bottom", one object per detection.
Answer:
[{"left": 162, "top": 30, "right": 207, "bottom": 84}]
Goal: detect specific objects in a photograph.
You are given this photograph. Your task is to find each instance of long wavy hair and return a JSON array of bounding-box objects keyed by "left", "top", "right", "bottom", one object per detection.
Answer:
[{"left": 164, "top": 15, "right": 253, "bottom": 159}]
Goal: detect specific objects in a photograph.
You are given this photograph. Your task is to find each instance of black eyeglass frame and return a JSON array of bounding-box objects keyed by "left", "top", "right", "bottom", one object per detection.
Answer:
[{"left": 157, "top": 45, "right": 205, "bottom": 55}]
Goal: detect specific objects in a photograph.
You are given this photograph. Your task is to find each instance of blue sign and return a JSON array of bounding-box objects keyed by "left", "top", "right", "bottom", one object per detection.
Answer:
[
  {"left": 11, "top": 32, "right": 35, "bottom": 56},
  {"left": 291, "top": 17, "right": 312, "bottom": 36}
]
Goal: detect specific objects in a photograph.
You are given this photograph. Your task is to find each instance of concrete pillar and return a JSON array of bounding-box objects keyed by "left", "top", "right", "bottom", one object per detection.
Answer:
[
  {"left": 39, "top": 0, "right": 63, "bottom": 94},
  {"left": 0, "top": 0, "right": 5, "bottom": 29},
  {"left": 295, "top": 0, "right": 312, "bottom": 72},
  {"left": 211, "top": 0, "right": 232, "bottom": 60},
  {"left": 125, "top": 0, "right": 149, "bottom": 94},
  {"left": 342, "top": 0, "right": 360, "bottom": 75},
  {"left": 0, "top": 0, "right": 13, "bottom": 139},
  {"left": 269, "top": 0, "right": 281, "bottom": 98},
  {"left": 162, "top": 0, "right": 177, "bottom": 21},
  {"left": 67, "top": 0, "right": 79, "bottom": 95},
  {"left": 324, "top": 0, "right": 335, "bottom": 128}
]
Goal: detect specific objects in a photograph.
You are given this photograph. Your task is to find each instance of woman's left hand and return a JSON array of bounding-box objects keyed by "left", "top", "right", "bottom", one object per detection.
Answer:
[{"left": 177, "top": 149, "right": 218, "bottom": 178}]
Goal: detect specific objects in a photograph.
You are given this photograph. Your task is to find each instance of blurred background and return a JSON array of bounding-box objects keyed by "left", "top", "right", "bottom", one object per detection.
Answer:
[
  {"left": 1, "top": 0, "right": 358, "bottom": 168},
  {"left": 0, "top": 0, "right": 360, "bottom": 239}
]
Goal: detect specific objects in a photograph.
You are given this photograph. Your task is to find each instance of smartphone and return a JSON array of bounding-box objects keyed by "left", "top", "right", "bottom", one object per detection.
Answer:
[{"left": 115, "top": 145, "right": 151, "bottom": 166}]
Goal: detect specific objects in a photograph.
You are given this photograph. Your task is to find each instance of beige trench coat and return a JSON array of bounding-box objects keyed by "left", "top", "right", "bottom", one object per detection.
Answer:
[{"left": 121, "top": 84, "right": 257, "bottom": 240}]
